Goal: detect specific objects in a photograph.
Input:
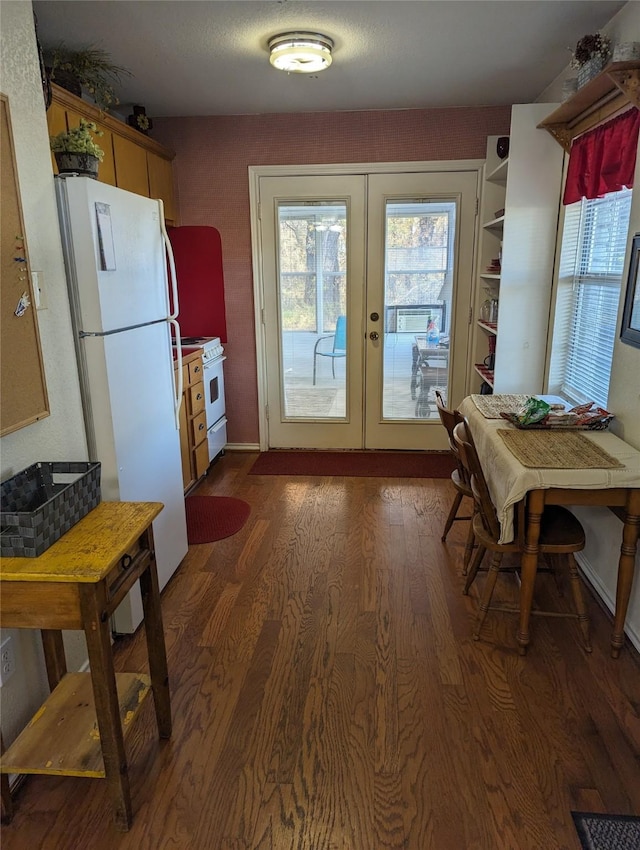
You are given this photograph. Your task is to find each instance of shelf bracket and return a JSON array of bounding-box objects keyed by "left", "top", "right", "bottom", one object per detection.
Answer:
[
  {"left": 609, "top": 68, "right": 640, "bottom": 110},
  {"left": 542, "top": 124, "right": 573, "bottom": 153},
  {"left": 538, "top": 62, "right": 640, "bottom": 151}
]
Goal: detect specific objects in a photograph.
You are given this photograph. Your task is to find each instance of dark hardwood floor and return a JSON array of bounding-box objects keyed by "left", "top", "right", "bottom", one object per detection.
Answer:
[{"left": 2, "top": 450, "right": 639, "bottom": 849}]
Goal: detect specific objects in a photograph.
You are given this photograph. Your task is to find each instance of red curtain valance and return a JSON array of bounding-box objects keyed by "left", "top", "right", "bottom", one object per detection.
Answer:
[{"left": 563, "top": 108, "right": 640, "bottom": 205}]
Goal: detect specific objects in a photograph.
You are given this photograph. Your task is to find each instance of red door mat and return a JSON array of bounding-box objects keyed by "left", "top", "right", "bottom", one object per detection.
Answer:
[{"left": 248, "top": 451, "right": 455, "bottom": 478}]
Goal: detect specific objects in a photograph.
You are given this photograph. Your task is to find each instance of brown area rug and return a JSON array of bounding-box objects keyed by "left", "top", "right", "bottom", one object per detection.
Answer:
[
  {"left": 249, "top": 450, "right": 456, "bottom": 478},
  {"left": 185, "top": 496, "right": 250, "bottom": 544}
]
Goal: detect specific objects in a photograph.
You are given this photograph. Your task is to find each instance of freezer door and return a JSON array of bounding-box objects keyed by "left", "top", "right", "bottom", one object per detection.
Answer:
[
  {"left": 81, "top": 320, "right": 188, "bottom": 633},
  {"left": 57, "top": 176, "right": 170, "bottom": 332}
]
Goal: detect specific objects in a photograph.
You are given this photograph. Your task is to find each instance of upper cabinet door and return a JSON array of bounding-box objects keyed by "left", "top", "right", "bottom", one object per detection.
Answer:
[
  {"left": 113, "top": 133, "right": 150, "bottom": 197},
  {"left": 147, "top": 152, "right": 176, "bottom": 222},
  {"left": 66, "top": 108, "right": 116, "bottom": 187},
  {"left": 46, "top": 101, "right": 67, "bottom": 174}
]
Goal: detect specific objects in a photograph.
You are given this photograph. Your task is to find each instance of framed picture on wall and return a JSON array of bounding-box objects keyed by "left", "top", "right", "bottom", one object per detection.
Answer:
[{"left": 620, "top": 232, "right": 640, "bottom": 349}]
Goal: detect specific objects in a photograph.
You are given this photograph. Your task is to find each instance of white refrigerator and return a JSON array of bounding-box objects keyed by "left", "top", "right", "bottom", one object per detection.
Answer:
[{"left": 55, "top": 175, "right": 188, "bottom": 633}]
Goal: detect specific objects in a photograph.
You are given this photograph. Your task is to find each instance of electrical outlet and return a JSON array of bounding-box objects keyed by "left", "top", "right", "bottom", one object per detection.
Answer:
[{"left": 0, "top": 636, "right": 16, "bottom": 686}]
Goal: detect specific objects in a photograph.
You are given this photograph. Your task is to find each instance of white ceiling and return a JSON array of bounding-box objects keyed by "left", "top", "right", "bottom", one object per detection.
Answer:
[{"left": 32, "top": 1, "right": 625, "bottom": 118}]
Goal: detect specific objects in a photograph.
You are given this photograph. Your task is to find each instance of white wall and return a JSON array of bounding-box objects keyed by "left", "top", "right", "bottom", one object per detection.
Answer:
[
  {"left": 0, "top": 1, "right": 89, "bottom": 746},
  {"left": 541, "top": 1, "right": 640, "bottom": 650}
]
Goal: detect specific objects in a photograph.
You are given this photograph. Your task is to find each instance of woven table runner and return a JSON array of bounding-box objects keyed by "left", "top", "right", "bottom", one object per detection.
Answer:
[
  {"left": 497, "top": 429, "right": 625, "bottom": 469},
  {"left": 471, "top": 394, "right": 529, "bottom": 418}
]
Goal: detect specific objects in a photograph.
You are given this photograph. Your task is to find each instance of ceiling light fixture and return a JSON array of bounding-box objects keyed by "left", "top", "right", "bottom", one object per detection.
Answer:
[{"left": 268, "top": 31, "right": 334, "bottom": 73}]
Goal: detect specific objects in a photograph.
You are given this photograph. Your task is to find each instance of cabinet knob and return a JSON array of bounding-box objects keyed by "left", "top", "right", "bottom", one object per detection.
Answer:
[
  {"left": 199, "top": 423, "right": 205, "bottom": 431},
  {"left": 196, "top": 393, "right": 203, "bottom": 400},
  {"left": 194, "top": 365, "right": 200, "bottom": 373}
]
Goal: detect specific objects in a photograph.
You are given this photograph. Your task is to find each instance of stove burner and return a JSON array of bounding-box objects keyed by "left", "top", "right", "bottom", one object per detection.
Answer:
[{"left": 180, "top": 336, "right": 208, "bottom": 344}]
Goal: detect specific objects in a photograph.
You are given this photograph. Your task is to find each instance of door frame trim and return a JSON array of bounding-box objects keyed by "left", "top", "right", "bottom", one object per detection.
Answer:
[{"left": 249, "top": 159, "right": 484, "bottom": 450}]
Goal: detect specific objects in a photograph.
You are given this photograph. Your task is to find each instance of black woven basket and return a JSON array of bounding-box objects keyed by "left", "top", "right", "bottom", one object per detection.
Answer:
[{"left": 1, "top": 461, "right": 101, "bottom": 558}]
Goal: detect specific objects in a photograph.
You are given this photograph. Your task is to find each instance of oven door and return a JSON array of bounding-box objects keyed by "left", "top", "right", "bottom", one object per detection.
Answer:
[{"left": 203, "top": 354, "right": 226, "bottom": 431}]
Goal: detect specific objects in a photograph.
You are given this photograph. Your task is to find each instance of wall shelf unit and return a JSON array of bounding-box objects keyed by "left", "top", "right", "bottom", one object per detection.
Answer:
[
  {"left": 538, "top": 60, "right": 640, "bottom": 151},
  {"left": 477, "top": 320, "right": 497, "bottom": 335},
  {"left": 469, "top": 106, "right": 565, "bottom": 396},
  {"left": 474, "top": 363, "right": 494, "bottom": 387}
]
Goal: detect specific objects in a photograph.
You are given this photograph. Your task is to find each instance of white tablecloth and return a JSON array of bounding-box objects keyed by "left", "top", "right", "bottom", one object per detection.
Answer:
[{"left": 458, "top": 395, "right": 640, "bottom": 543}]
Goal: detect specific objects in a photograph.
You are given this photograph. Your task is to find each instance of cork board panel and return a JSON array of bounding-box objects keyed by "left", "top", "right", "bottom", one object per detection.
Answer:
[{"left": 1, "top": 94, "right": 49, "bottom": 435}]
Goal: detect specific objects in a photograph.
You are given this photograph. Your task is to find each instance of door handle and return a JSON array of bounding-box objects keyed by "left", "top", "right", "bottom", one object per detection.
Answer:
[{"left": 369, "top": 331, "right": 379, "bottom": 341}]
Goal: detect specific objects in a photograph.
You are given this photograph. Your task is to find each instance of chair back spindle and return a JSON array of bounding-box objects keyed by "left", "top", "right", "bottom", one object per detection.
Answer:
[{"left": 453, "top": 419, "right": 501, "bottom": 541}]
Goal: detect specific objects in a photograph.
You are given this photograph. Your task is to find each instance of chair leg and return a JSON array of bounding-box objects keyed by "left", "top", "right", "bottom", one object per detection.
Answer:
[
  {"left": 473, "top": 552, "right": 503, "bottom": 641},
  {"left": 462, "top": 520, "right": 476, "bottom": 575},
  {"left": 313, "top": 353, "right": 318, "bottom": 386},
  {"left": 331, "top": 357, "right": 336, "bottom": 379},
  {"left": 545, "top": 552, "right": 565, "bottom": 597},
  {"left": 442, "top": 491, "right": 463, "bottom": 541},
  {"left": 566, "top": 555, "right": 592, "bottom": 652},
  {"left": 464, "top": 543, "right": 486, "bottom": 594}
]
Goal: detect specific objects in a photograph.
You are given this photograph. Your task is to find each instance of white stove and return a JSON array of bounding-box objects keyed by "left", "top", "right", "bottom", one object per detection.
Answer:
[
  {"left": 173, "top": 336, "right": 227, "bottom": 463},
  {"left": 176, "top": 335, "right": 224, "bottom": 363}
]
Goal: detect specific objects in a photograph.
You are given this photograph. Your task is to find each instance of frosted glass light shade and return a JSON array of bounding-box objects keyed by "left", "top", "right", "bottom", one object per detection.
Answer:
[{"left": 268, "top": 32, "right": 333, "bottom": 73}]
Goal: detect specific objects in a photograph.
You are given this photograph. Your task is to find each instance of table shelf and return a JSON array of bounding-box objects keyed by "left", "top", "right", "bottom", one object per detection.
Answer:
[{"left": 1, "top": 673, "right": 151, "bottom": 778}]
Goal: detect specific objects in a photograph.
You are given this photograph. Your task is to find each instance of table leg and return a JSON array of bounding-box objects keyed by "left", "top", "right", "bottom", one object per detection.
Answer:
[
  {"left": 1, "top": 735, "right": 13, "bottom": 824},
  {"left": 611, "top": 489, "right": 640, "bottom": 658},
  {"left": 517, "top": 489, "right": 545, "bottom": 655},
  {"left": 78, "top": 583, "right": 132, "bottom": 832},
  {"left": 41, "top": 630, "right": 67, "bottom": 691},
  {"left": 138, "top": 527, "right": 172, "bottom": 739}
]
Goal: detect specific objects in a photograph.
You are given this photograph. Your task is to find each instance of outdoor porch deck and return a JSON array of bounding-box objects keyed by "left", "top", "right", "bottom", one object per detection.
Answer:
[{"left": 281, "top": 331, "right": 449, "bottom": 420}]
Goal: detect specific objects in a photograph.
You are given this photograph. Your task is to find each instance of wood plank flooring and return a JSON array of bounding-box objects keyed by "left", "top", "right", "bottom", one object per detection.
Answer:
[{"left": 2, "top": 450, "right": 639, "bottom": 849}]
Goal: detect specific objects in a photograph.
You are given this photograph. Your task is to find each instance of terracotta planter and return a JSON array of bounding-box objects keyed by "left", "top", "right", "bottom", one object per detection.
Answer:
[{"left": 54, "top": 152, "right": 99, "bottom": 179}]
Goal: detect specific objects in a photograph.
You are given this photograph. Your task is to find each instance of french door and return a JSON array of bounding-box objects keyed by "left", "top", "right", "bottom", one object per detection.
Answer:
[{"left": 254, "top": 167, "right": 478, "bottom": 450}]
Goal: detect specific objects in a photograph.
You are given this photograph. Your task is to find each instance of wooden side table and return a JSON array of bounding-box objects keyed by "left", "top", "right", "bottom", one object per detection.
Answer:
[{"left": 0, "top": 501, "right": 172, "bottom": 831}]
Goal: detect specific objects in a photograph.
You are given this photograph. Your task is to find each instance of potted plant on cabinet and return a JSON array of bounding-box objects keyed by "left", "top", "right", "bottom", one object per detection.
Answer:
[
  {"left": 44, "top": 44, "right": 131, "bottom": 111},
  {"left": 50, "top": 119, "right": 104, "bottom": 179}
]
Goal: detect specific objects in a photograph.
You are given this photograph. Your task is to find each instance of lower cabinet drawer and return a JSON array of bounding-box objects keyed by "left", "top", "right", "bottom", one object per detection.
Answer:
[
  {"left": 194, "top": 439, "right": 209, "bottom": 479},
  {"left": 188, "top": 359, "right": 203, "bottom": 385},
  {"left": 189, "top": 381, "right": 206, "bottom": 416},
  {"left": 191, "top": 410, "right": 207, "bottom": 446}
]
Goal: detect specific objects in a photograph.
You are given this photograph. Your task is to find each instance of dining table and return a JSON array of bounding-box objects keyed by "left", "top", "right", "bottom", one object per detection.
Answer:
[{"left": 458, "top": 394, "right": 640, "bottom": 657}]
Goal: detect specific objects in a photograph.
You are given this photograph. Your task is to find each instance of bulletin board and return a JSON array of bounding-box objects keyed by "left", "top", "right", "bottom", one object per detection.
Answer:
[{"left": 1, "top": 93, "right": 49, "bottom": 435}]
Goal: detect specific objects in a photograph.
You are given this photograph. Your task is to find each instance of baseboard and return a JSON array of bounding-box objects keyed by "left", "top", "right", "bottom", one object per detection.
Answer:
[
  {"left": 224, "top": 442, "right": 260, "bottom": 452},
  {"left": 576, "top": 552, "right": 640, "bottom": 654}
]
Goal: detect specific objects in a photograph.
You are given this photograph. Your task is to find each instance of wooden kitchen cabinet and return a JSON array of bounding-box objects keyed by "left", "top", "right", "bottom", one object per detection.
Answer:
[
  {"left": 147, "top": 151, "right": 176, "bottom": 222},
  {"left": 47, "top": 84, "right": 177, "bottom": 223},
  {"left": 47, "top": 100, "right": 67, "bottom": 174},
  {"left": 112, "top": 133, "right": 149, "bottom": 196},
  {"left": 175, "top": 352, "right": 209, "bottom": 492},
  {"left": 66, "top": 107, "right": 117, "bottom": 186}
]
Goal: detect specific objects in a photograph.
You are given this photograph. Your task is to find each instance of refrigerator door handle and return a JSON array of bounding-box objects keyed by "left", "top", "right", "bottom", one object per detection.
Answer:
[
  {"left": 170, "top": 319, "right": 183, "bottom": 430},
  {"left": 159, "top": 199, "right": 179, "bottom": 320}
]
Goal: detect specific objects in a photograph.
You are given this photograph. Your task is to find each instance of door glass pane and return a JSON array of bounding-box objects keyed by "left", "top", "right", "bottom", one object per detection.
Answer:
[
  {"left": 277, "top": 202, "right": 347, "bottom": 419},
  {"left": 382, "top": 200, "right": 456, "bottom": 421}
]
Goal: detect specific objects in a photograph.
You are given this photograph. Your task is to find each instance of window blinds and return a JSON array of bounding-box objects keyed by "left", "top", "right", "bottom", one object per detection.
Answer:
[{"left": 552, "top": 188, "right": 632, "bottom": 407}]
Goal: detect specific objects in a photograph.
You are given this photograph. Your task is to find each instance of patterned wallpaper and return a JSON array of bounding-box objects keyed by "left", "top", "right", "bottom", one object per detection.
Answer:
[{"left": 154, "top": 105, "right": 512, "bottom": 445}]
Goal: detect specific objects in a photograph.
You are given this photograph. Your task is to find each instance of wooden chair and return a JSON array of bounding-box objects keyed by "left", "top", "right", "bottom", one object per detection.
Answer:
[
  {"left": 453, "top": 418, "right": 591, "bottom": 653},
  {"left": 434, "top": 391, "right": 475, "bottom": 573}
]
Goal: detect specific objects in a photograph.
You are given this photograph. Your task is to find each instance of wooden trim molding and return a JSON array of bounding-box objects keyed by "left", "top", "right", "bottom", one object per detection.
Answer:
[{"left": 50, "top": 83, "right": 175, "bottom": 161}]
